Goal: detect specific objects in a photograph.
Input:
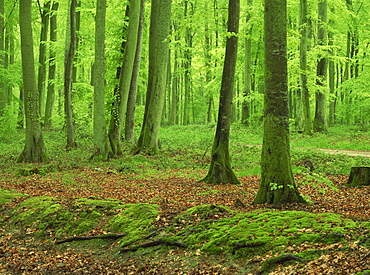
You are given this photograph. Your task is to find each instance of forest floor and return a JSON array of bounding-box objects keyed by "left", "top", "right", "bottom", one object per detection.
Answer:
[{"left": 0, "top": 164, "right": 369, "bottom": 274}]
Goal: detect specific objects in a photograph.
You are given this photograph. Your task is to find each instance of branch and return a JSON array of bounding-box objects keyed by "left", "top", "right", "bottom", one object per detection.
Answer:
[
  {"left": 120, "top": 238, "right": 187, "bottom": 253},
  {"left": 55, "top": 233, "right": 128, "bottom": 244}
]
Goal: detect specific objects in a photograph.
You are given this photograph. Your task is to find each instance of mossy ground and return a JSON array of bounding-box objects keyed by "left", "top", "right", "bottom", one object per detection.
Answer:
[{"left": 0, "top": 190, "right": 369, "bottom": 274}]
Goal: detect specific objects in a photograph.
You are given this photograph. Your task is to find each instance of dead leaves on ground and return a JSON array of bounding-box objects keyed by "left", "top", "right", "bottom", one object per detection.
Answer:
[{"left": 0, "top": 169, "right": 369, "bottom": 274}]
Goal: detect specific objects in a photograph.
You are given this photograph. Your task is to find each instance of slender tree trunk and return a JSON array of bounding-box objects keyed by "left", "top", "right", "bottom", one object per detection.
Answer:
[
  {"left": 313, "top": 0, "right": 328, "bottom": 132},
  {"left": 299, "top": 0, "right": 313, "bottom": 134},
  {"left": 253, "top": 0, "right": 305, "bottom": 205},
  {"left": 64, "top": 0, "right": 78, "bottom": 150},
  {"left": 108, "top": 0, "right": 140, "bottom": 155},
  {"left": 92, "top": 0, "right": 111, "bottom": 160},
  {"left": 37, "top": 1, "right": 50, "bottom": 118},
  {"left": 135, "top": 0, "right": 172, "bottom": 155},
  {"left": 202, "top": 0, "right": 240, "bottom": 184},
  {"left": 125, "top": 0, "right": 145, "bottom": 142},
  {"left": 72, "top": 0, "right": 81, "bottom": 83},
  {"left": 241, "top": 0, "right": 253, "bottom": 125},
  {"left": 44, "top": 1, "right": 58, "bottom": 129},
  {"left": 18, "top": 0, "right": 48, "bottom": 163},
  {"left": 0, "top": 0, "right": 5, "bottom": 115}
]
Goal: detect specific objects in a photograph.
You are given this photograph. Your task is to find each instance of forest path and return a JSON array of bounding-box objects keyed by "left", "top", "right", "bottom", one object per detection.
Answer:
[{"left": 246, "top": 144, "right": 370, "bottom": 158}]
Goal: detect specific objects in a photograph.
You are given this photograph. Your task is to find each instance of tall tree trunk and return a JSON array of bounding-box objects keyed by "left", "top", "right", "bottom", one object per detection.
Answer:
[
  {"left": 37, "top": 1, "right": 50, "bottom": 118},
  {"left": 92, "top": 0, "right": 111, "bottom": 160},
  {"left": 0, "top": 0, "right": 5, "bottom": 115},
  {"left": 44, "top": 1, "right": 58, "bottom": 129},
  {"left": 182, "top": 1, "right": 193, "bottom": 125},
  {"left": 18, "top": 0, "right": 48, "bottom": 163},
  {"left": 313, "top": 0, "right": 328, "bottom": 133},
  {"left": 108, "top": 0, "right": 140, "bottom": 155},
  {"left": 202, "top": 0, "right": 240, "bottom": 184},
  {"left": 135, "top": 0, "right": 172, "bottom": 155},
  {"left": 328, "top": 12, "right": 335, "bottom": 126},
  {"left": 253, "top": 0, "right": 305, "bottom": 205},
  {"left": 72, "top": 0, "right": 81, "bottom": 83},
  {"left": 241, "top": 0, "right": 253, "bottom": 125},
  {"left": 64, "top": 0, "right": 78, "bottom": 150},
  {"left": 125, "top": 0, "right": 145, "bottom": 142},
  {"left": 299, "top": 0, "right": 313, "bottom": 134}
]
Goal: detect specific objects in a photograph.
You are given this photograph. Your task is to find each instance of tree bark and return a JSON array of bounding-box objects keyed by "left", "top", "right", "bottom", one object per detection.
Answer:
[
  {"left": 346, "top": 167, "right": 370, "bottom": 187},
  {"left": 253, "top": 0, "right": 305, "bottom": 204},
  {"left": 18, "top": 0, "right": 48, "bottom": 163},
  {"left": 64, "top": 0, "right": 78, "bottom": 150},
  {"left": 299, "top": 0, "right": 313, "bottom": 134},
  {"left": 108, "top": 0, "right": 141, "bottom": 155},
  {"left": 92, "top": 0, "right": 111, "bottom": 160},
  {"left": 313, "top": 0, "right": 328, "bottom": 133},
  {"left": 135, "top": 0, "right": 172, "bottom": 155},
  {"left": 241, "top": 0, "right": 253, "bottom": 126},
  {"left": 37, "top": 1, "right": 50, "bottom": 118},
  {"left": 125, "top": 0, "right": 145, "bottom": 143},
  {"left": 202, "top": 0, "right": 240, "bottom": 184},
  {"left": 44, "top": 1, "right": 58, "bottom": 129}
]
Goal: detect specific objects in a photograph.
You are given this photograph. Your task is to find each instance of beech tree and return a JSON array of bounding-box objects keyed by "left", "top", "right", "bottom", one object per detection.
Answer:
[
  {"left": 201, "top": 0, "right": 240, "bottom": 184},
  {"left": 64, "top": 0, "right": 78, "bottom": 150},
  {"left": 135, "top": 0, "right": 172, "bottom": 155},
  {"left": 92, "top": 0, "right": 111, "bottom": 160},
  {"left": 18, "top": 0, "right": 48, "bottom": 163},
  {"left": 253, "top": 0, "right": 305, "bottom": 205}
]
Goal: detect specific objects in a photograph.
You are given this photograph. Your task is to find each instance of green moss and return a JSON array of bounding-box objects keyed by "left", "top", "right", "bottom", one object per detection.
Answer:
[
  {"left": 170, "top": 209, "right": 362, "bottom": 259},
  {"left": 106, "top": 203, "right": 159, "bottom": 244},
  {"left": 63, "top": 210, "right": 102, "bottom": 236},
  {"left": 0, "top": 189, "right": 27, "bottom": 204}
]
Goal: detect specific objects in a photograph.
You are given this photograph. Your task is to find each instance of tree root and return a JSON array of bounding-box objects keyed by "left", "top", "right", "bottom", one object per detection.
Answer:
[
  {"left": 120, "top": 238, "right": 187, "bottom": 253},
  {"left": 55, "top": 233, "right": 128, "bottom": 244},
  {"left": 257, "top": 254, "right": 305, "bottom": 275}
]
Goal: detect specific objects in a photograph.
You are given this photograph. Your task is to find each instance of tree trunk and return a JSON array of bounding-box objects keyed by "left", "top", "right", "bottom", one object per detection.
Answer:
[
  {"left": 202, "top": 0, "right": 240, "bottom": 184},
  {"left": 253, "top": 0, "right": 305, "bottom": 205},
  {"left": 64, "top": 0, "right": 78, "bottom": 150},
  {"left": 346, "top": 167, "right": 370, "bottom": 187},
  {"left": 299, "top": 0, "right": 313, "bottom": 134},
  {"left": 108, "top": 0, "right": 140, "bottom": 155},
  {"left": 125, "top": 0, "right": 145, "bottom": 142},
  {"left": 135, "top": 0, "right": 172, "bottom": 155},
  {"left": 313, "top": 0, "right": 328, "bottom": 133},
  {"left": 37, "top": 1, "right": 50, "bottom": 118},
  {"left": 0, "top": 0, "right": 5, "bottom": 115},
  {"left": 92, "top": 0, "right": 111, "bottom": 160},
  {"left": 18, "top": 0, "right": 48, "bottom": 163},
  {"left": 44, "top": 1, "right": 58, "bottom": 129},
  {"left": 241, "top": 0, "right": 253, "bottom": 126}
]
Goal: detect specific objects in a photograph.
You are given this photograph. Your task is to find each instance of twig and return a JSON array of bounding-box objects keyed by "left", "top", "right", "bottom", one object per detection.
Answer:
[
  {"left": 55, "top": 233, "right": 128, "bottom": 244},
  {"left": 120, "top": 238, "right": 187, "bottom": 253}
]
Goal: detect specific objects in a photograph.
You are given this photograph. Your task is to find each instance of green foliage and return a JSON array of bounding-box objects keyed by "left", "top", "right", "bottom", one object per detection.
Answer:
[{"left": 0, "top": 189, "right": 27, "bottom": 204}]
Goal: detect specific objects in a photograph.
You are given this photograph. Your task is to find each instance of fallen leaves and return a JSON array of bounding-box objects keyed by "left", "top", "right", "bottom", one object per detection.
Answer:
[{"left": 0, "top": 168, "right": 369, "bottom": 274}]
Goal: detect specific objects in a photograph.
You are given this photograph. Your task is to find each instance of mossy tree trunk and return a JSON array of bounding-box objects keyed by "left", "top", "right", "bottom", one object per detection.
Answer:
[
  {"left": 134, "top": 0, "right": 172, "bottom": 155},
  {"left": 18, "top": 0, "right": 48, "bottom": 163},
  {"left": 253, "top": 0, "right": 305, "bottom": 205},
  {"left": 346, "top": 167, "right": 370, "bottom": 187},
  {"left": 202, "top": 0, "right": 240, "bottom": 184}
]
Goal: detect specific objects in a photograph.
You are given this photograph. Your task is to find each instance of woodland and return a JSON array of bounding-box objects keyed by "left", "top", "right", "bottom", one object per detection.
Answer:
[{"left": 0, "top": 0, "right": 370, "bottom": 274}]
